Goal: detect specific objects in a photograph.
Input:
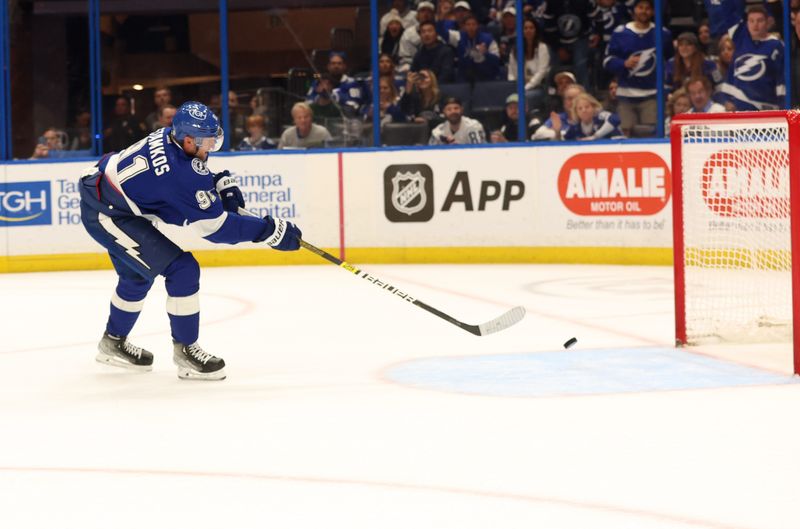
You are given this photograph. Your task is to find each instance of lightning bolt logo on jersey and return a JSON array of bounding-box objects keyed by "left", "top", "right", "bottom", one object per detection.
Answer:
[
  {"left": 629, "top": 48, "right": 656, "bottom": 78},
  {"left": 718, "top": 22, "right": 784, "bottom": 111},
  {"left": 603, "top": 22, "right": 673, "bottom": 101},
  {"left": 733, "top": 54, "right": 767, "bottom": 82}
]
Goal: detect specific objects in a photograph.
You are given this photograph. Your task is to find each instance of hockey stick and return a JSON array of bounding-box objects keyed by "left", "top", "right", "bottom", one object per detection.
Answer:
[{"left": 239, "top": 208, "right": 526, "bottom": 336}]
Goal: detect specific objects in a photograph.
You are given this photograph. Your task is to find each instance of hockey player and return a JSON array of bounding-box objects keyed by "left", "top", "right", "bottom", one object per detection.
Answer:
[
  {"left": 717, "top": 5, "right": 784, "bottom": 111},
  {"left": 79, "top": 101, "right": 302, "bottom": 381},
  {"left": 429, "top": 97, "right": 486, "bottom": 145}
]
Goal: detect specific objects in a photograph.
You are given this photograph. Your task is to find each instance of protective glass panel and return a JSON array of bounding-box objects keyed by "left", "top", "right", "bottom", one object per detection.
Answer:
[
  {"left": 9, "top": 1, "right": 92, "bottom": 159},
  {"left": 100, "top": 3, "right": 220, "bottom": 154},
  {"left": 227, "top": 0, "right": 371, "bottom": 151}
]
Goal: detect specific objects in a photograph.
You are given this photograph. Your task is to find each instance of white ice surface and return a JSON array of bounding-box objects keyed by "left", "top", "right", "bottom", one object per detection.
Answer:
[{"left": 0, "top": 263, "right": 798, "bottom": 529}]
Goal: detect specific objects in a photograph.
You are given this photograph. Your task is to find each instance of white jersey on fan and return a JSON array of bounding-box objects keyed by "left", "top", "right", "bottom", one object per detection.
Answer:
[{"left": 429, "top": 117, "right": 486, "bottom": 145}]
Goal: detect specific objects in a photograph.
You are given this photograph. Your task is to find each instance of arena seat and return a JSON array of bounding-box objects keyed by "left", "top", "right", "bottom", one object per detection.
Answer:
[{"left": 381, "top": 122, "right": 430, "bottom": 146}]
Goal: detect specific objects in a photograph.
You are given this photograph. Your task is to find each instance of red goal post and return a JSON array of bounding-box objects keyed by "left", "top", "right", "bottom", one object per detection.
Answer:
[{"left": 670, "top": 110, "right": 800, "bottom": 375}]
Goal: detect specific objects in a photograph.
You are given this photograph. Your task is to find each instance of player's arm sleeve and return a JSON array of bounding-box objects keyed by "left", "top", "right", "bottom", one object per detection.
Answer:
[
  {"left": 190, "top": 209, "right": 271, "bottom": 245},
  {"left": 173, "top": 176, "right": 270, "bottom": 244}
]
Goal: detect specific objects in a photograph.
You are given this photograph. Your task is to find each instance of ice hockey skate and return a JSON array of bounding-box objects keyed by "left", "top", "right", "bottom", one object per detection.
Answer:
[
  {"left": 173, "top": 341, "right": 226, "bottom": 381},
  {"left": 96, "top": 332, "right": 154, "bottom": 372}
]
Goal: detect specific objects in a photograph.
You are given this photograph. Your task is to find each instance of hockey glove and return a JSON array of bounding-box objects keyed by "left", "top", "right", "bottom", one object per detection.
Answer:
[
  {"left": 260, "top": 216, "right": 302, "bottom": 251},
  {"left": 213, "top": 170, "right": 245, "bottom": 213}
]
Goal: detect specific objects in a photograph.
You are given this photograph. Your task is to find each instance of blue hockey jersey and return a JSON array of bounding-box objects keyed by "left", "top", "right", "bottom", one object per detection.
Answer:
[
  {"left": 563, "top": 111, "right": 624, "bottom": 140},
  {"left": 88, "top": 128, "right": 269, "bottom": 245},
  {"left": 590, "top": 2, "right": 629, "bottom": 44},
  {"left": 603, "top": 22, "right": 673, "bottom": 101},
  {"left": 717, "top": 22, "right": 784, "bottom": 110}
]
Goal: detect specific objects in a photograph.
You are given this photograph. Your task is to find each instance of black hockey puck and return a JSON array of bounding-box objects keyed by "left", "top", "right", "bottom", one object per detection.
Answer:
[{"left": 563, "top": 337, "right": 578, "bottom": 349}]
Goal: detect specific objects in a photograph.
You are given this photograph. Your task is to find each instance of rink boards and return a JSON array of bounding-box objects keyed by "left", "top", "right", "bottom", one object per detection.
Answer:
[{"left": 0, "top": 142, "right": 673, "bottom": 272}]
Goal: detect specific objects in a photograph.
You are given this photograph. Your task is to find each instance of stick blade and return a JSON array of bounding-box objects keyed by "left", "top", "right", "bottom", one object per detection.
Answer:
[{"left": 477, "top": 306, "right": 526, "bottom": 336}]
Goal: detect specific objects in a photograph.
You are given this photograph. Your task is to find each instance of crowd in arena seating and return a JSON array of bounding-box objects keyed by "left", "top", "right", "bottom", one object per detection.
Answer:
[{"left": 28, "top": 0, "right": 799, "bottom": 157}]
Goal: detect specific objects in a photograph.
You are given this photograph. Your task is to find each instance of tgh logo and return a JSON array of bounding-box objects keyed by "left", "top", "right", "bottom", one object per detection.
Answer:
[
  {"left": 186, "top": 103, "right": 208, "bottom": 120},
  {"left": 384, "top": 164, "right": 434, "bottom": 222},
  {"left": 0, "top": 181, "right": 51, "bottom": 226}
]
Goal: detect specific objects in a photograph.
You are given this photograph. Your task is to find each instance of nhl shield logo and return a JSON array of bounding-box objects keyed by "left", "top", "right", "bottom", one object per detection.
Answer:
[
  {"left": 391, "top": 171, "right": 427, "bottom": 215},
  {"left": 384, "top": 164, "right": 434, "bottom": 222}
]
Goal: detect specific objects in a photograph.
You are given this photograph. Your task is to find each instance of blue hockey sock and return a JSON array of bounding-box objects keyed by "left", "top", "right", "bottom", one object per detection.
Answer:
[
  {"left": 163, "top": 252, "right": 201, "bottom": 345},
  {"left": 105, "top": 277, "right": 153, "bottom": 337}
]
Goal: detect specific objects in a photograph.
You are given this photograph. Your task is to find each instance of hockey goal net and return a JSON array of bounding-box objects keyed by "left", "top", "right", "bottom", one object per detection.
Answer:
[{"left": 670, "top": 110, "right": 800, "bottom": 375}]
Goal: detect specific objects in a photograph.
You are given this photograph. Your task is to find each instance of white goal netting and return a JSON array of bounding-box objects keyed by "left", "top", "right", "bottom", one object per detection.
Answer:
[{"left": 679, "top": 119, "right": 793, "bottom": 344}]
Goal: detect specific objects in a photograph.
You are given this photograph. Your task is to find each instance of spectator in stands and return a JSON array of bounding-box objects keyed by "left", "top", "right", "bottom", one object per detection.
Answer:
[
  {"left": 228, "top": 90, "right": 249, "bottom": 148},
  {"left": 380, "top": 0, "right": 417, "bottom": 36},
  {"left": 157, "top": 104, "right": 177, "bottom": 129},
  {"left": 525, "top": 0, "right": 548, "bottom": 26},
  {"left": 381, "top": 13, "right": 406, "bottom": 62},
  {"left": 716, "top": 34, "right": 735, "bottom": 79},
  {"left": 398, "top": 1, "right": 437, "bottom": 72},
  {"left": 602, "top": 78, "right": 619, "bottom": 113},
  {"left": 104, "top": 96, "right": 146, "bottom": 153},
  {"left": 560, "top": 92, "right": 625, "bottom": 140},
  {"left": 508, "top": 17, "right": 550, "bottom": 113},
  {"left": 591, "top": 0, "right": 630, "bottom": 49},
  {"left": 532, "top": 83, "right": 586, "bottom": 141},
  {"left": 306, "top": 52, "right": 354, "bottom": 102},
  {"left": 453, "top": 1, "right": 473, "bottom": 30},
  {"left": 68, "top": 110, "right": 92, "bottom": 151},
  {"left": 30, "top": 127, "right": 66, "bottom": 159},
  {"left": 545, "top": 70, "right": 577, "bottom": 114},
  {"left": 238, "top": 115, "right": 277, "bottom": 151},
  {"left": 666, "top": 32, "right": 722, "bottom": 93},
  {"left": 310, "top": 74, "right": 344, "bottom": 121},
  {"left": 495, "top": 6, "right": 518, "bottom": 66},
  {"left": 665, "top": 88, "right": 691, "bottom": 130},
  {"left": 145, "top": 86, "right": 172, "bottom": 131},
  {"left": 455, "top": 14, "right": 502, "bottom": 82},
  {"left": 437, "top": 0, "right": 457, "bottom": 24},
  {"left": 400, "top": 68, "right": 445, "bottom": 129},
  {"left": 590, "top": 0, "right": 630, "bottom": 90},
  {"left": 490, "top": 93, "right": 537, "bottom": 143},
  {"left": 278, "top": 102, "right": 333, "bottom": 149},
  {"left": 364, "top": 76, "right": 407, "bottom": 128},
  {"left": 411, "top": 20, "right": 456, "bottom": 83},
  {"left": 686, "top": 76, "right": 726, "bottom": 113},
  {"left": 429, "top": 97, "right": 486, "bottom": 145},
  {"left": 697, "top": 21, "right": 716, "bottom": 58},
  {"left": 718, "top": 5, "right": 785, "bottom": 111},
  {"left": 379, "top": 53, "right": 407, "bottom": 94},
  {"left": 542, "top": 0, "right": 594, "bottom": 89},
  {"left": 332, "top": 77, "right": 371, "bottom": 118},
  {"left": 603, "top": 0, "right": 673, "bottom": 137}
]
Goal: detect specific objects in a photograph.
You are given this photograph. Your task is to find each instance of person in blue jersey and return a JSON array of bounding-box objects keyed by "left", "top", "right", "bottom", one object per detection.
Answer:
[
  {"left": 454, "top": 14, "right": 502, "bottom": 82},
  {"left": 717, "top": 5, "right": 785, "bottom": 111},
  {"left": 305, "top": 52, "right": 354, "bottom": 104},
  {"left": 602, "top": 0, "right": 673, "bottom": 137},
  {"left": 541, "top": 0, "right": 594, "bottom": 89},
  {"left": 560, "top": 92, "right": 625, "bottom": 141},
  {"left": 78, "top": 101, "right": 301, "bottom": 381}
]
